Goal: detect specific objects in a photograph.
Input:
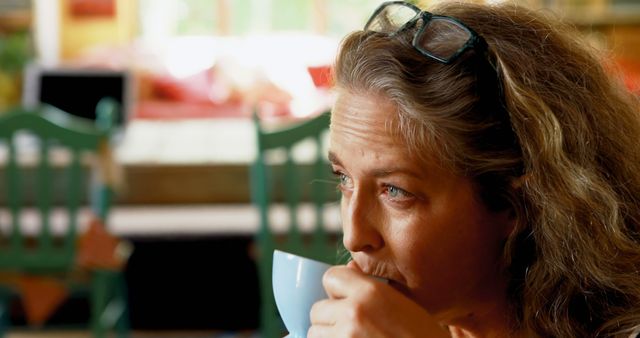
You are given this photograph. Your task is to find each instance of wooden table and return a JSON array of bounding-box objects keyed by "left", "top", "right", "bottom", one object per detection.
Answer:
[
  {"left": 117, "top": 117, "right": 328, "bottom": 204},
  {"left": 115, "top": 118, "right": 256, "bottom": 204}
]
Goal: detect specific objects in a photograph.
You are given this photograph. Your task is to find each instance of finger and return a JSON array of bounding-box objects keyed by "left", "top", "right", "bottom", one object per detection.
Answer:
[
  {"left": 310, "top": 298, "right": 347, "bottom": 325},
  {"left": 307, "top": 323, "right": 334, "bottom": 338},
  {"left": 322, "top": 265, "right": 369, "bottom": 299}
]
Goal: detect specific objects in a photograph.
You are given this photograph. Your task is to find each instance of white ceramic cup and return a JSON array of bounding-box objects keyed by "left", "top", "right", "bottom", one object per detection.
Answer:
[{"left": 272, "top": 250, "right": 332, "bottom": 338}]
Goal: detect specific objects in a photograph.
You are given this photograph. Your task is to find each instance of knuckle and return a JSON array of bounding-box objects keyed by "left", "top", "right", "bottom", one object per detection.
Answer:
[
  {"left": 347, "top": 301, "right": 367, "bottom": 324},
  {"left": 344, "top": 322, "right": 360, "bottom": 338},
  {"left": 360, "top": 279, "right": 382, "bottom": 297},
  {"left": 322, "top": 266, "right": 338, "bottom": 285},
  {"left": 307, "top": 325, "right": 320, "bottom": 338},
  {"left": 309, "top": 301, "right": 321, "bottom": 320}
]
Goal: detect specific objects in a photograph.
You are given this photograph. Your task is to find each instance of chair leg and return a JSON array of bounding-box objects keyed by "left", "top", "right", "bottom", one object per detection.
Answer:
[
  {"left": 92, "top": 270, "right": 130, "bottom": 338},
  {"left": 115, "top": 274, "right": 129, "bottom": 338},
  {"left": 261, "top": 302, "right": 285, "bottom": 338},
  {"left": 0, "top": 289, "right": 12, "bottom": 338},
  {"left": 0, "top": 300, "right": 7, "bottom": 338},
  {"left": 91, "top": 271, "right": 109, "bottom": 338}
]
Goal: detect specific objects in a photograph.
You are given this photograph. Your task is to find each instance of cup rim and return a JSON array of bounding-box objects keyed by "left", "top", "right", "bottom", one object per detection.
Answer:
[{"left": 273, "top": 249, "right": 334, "bottom": 269}]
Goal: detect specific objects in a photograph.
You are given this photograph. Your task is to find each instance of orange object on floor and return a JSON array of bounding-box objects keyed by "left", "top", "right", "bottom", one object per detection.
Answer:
[
  {"left": 77, "top": 217, "right": 129, "bottom": 271},
  {"left": 17, "top": 276, "right": 69, "bottom": 326}
]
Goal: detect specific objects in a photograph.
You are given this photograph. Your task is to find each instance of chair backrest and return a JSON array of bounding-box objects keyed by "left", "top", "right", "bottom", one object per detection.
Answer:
[
  {"left": 0, "top": 99, "right": 117, "bottom": 273},
  {"left": 251, "top": 111, "right": 343, "bottom": 338}
]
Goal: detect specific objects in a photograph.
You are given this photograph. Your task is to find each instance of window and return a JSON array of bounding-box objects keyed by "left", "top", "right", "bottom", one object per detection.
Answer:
[{"left": 138, "top": 0, "right": 387, "bottom": 39}]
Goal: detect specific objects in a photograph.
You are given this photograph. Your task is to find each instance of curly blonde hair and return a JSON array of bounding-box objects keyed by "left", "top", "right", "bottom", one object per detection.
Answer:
[{"left": 334, "top": 2, "right": 640, "bottom": 337}]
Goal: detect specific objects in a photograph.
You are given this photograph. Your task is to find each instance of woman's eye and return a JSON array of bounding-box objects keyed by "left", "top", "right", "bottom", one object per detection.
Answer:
[
  {"left": 384, "top": 184, "right": 413, "bottom": 201},
  {"left": 339, "top": 173, "right": 350, "bottom": 185},
  {"left": 332, "top": 170, "right": 353, "bottom": 189}
]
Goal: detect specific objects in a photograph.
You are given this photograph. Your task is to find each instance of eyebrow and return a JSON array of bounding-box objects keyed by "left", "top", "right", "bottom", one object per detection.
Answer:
[
  {"left": 328, "top": 150, "right": 422, "bottom": 179},
  {"left": 328, "top": 151, "right": 341, "bottom": 166}
]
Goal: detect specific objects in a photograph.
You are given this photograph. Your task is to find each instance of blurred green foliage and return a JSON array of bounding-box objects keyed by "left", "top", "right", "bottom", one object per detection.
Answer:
[
  {"left": 0, "top": 30, "right": 31, "bottom": 74},
  {"left": 0, "top": 30, "right": 30, "bottom": 111}
]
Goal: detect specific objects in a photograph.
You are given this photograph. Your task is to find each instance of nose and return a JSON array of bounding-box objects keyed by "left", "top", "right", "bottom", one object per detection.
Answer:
[{"left": 342, "top": 187, "right": 384, "bottom": 253}]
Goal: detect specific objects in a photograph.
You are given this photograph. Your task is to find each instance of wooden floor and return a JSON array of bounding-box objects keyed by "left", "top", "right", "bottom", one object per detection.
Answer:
[{"left": 6, "top": 331, "right": 259, "bottom": 338}]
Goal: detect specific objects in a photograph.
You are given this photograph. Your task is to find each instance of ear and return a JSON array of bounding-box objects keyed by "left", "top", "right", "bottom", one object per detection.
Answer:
[
  {"left": 502, "top": 174, "right": 529, "bottom": 238},
  {"left": 510, "top": 173, "right": 530, "bottom": 190},
  {"left": 496, "top": 207, "right": 517, "bottom": 240}
]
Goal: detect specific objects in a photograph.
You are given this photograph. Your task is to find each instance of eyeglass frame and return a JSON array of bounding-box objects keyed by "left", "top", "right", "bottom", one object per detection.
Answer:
[{"left": 364, "top": 1, "right": 488, "bottom": 65}]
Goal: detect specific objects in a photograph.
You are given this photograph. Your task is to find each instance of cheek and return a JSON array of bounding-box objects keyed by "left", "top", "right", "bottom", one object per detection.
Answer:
[
  {"left": 340, "top": 194, "right": 350, "bottom": 223},
  {"left": 392, "top": 210, "right": 508, "bottom": 309},
  {"left": 339, "top": 197, "right": 347, "bottom": 231}
]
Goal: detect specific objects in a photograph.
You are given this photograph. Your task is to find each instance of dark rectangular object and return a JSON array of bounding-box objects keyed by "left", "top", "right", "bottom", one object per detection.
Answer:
[{"left": 23, "top": 64, "right": 132, "bottom": 126}]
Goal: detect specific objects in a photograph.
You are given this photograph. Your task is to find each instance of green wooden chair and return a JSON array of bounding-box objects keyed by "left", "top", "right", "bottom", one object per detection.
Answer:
[
  {"left": 0, "top": 98, "right": 129, "bottom": 338},
  {"left": 251, "top": 111, "right": 344, "bottom": 338}
]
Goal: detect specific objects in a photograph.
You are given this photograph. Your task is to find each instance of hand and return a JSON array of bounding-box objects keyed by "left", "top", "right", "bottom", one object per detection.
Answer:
[{"left": 308, "top": 262, "right": 449, "bottom": 338}]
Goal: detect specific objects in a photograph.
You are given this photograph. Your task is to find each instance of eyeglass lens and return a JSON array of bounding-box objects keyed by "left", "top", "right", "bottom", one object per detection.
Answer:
[
  {"left": 416, "top": 18, "right": 472, "bottom": 61},
  {"left": 367, "top": 3, "right": 419, "bottom": 33},
  {"left": 367, "top": 3, "right": 474, "bottom": 63}
]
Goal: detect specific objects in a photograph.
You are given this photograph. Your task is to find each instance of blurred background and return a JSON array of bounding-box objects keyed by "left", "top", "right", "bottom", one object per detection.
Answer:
[{"left": 0, "top": 0, "right": 638, "bottom": 337}]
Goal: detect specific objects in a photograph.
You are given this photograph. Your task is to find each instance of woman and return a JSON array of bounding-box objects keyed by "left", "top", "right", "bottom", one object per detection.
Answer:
[{"left": 309, "top": 1, "right": 640, "bottom": 337}]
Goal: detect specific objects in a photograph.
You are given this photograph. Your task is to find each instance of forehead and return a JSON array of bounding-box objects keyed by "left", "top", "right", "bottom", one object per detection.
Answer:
[
  {"left": 329, "top": 90, "right": 416, "bottom": 162},
  {"left": 329, "top": 90, "right": 453, "bottom": 173},
  {"left": 330, "top": 91, "right": 399, "bottom": 143}
]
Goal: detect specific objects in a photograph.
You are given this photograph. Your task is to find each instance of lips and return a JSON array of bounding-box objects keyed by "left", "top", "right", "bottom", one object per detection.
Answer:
[
  {"left": 349, "top": 257, "right": 410, "bottom": 296},
  {"left": 372, "top": 274, "right": 413, "bottom": 300}
]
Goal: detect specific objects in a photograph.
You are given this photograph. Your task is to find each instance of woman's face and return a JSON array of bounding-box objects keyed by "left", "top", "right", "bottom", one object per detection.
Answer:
[{"left": 329, "top": 91, "right": 514, "bottom": 321}]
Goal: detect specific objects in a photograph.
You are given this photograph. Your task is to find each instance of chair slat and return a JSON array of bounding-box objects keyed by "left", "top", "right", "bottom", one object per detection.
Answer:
[
  {"left": 253, "top": 161, "right": 270, "bottom": 229},
  {"left": 65, "top": 148, "right": 82, "bottom": 255},
  {"left": 7, "top": 134, "right": 23, "bottom": 253},
  {"left": 37, "top": 139, "right": 53, "bottom": 251},
  {"left": 312, "top": 134, "right": 330, "bottom": 257},
  {"left": 284, "top": 147, "right": 303, "bottom": 254},
  {"left": 313, "top": 133, "right": 326, "bottom": 228},
  {"left": 252, "top": 155, "right": 274, "bottom": 258}
]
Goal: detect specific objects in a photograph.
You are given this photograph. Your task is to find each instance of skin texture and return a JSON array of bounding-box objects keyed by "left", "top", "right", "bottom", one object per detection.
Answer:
[{"left": 308, "top": 91, "right": 518, "bottom": 338}]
